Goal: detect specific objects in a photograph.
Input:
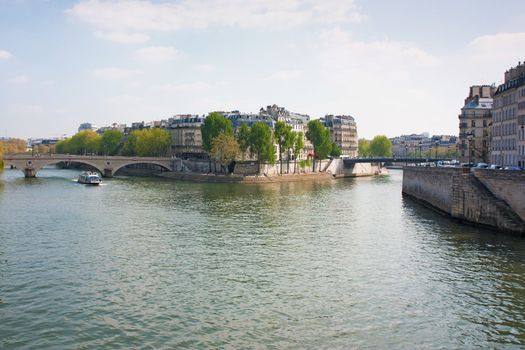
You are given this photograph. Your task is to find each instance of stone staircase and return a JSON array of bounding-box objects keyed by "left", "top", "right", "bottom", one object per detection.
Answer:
[{"left": 453, "top": 173, "right": 525, "bottom": 235}]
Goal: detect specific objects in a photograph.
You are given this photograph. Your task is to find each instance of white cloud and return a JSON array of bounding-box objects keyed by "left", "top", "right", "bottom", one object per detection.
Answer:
[
  {"left": 93, "top": 67, "right": 141, "bottom": 79},
  {"left": 192, "top": 63, "right": 214, "bottom": 73},
  {"left": 67, "top": 0, "right": 364, "bottom": 34},
  {"left": 466, "top": 32, "right": 525, "bottom": 66},
  {"left": 156, "top": 81, "right": 212, "bottom": 93},
  {"left": 134, "top": 46, "right": 179, "bottom": 64},
  {"left": 318, "top": 28, "right": 440, "bottom": 74},
  {"left": 0, "top": 50, "right": 12, "bottom": 60},
  {"left": 95, "top": 31, "right": 150, "bottom": 44},
  {"left": 264, "top": 69, "right": 302, "bottom": 81},
  {"left": 8, "top": 75, "right": 29, "bottom": 84},
  {"left": 10, "top": 104, "right": 43, "bottom": 114},
  {"left": 106, "top": 94, "right": 143, "bottom": 105}
]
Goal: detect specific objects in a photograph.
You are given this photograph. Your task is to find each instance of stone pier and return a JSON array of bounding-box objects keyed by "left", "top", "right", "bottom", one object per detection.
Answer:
[{"left": 402, "top": 167, "right": 525, "bottom": 235}]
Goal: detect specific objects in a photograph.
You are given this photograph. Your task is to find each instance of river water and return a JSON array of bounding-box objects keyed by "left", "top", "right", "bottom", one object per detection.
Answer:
[{"left": 1, "top": 168, "right": 524, "bottom": 349}]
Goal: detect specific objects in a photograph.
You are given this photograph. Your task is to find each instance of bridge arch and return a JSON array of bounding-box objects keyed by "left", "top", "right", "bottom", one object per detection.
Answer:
[
  {"left": 6, "top": 158, "right": 105, "bottom": 178},
  {"left": 111, "top": 161, "right": 172, "bottom": 176}
]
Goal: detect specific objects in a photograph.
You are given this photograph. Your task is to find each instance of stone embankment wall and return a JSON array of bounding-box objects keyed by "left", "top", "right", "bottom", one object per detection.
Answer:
[
  {"left": 402, "top": 167, "right": 525, "bottom": 235},
  {"left": 178, "top": 158, "right": 383, "bottom": 178},
  {"left": 472, "top": 169, "right": 525, "bottom": 221}
]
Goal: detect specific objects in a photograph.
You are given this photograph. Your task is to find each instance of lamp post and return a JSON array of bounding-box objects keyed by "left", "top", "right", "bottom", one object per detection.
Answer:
[
  {"left": 435, "top": 141, "right": 439, "bottom": 165},
  {"left": 418, "top": 141, "right": 422, "bottom": 161}
]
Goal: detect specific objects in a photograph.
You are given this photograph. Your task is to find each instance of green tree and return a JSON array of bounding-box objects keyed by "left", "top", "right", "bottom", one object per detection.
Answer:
[
  {"left": 100, "top": 129, "right": 124, "bottom": 155},
  {"left": 55, "top": 139, "right": 70, "bottom": 154},
  {"left": 121, "top": 131, "right": 138, "bottom": 156},
  {"left": 134, "top": 128, "right": 171, "bottom": 157},
  {"left": 211, "top": 133, "right": 240, "bottom": 173},
  {"left": 305, "top": 120, "right": 332, "bottom": 171},
  {"left": 358, "top": 138, "right": 370, "bottom": 157},
  {"left": 285, "top": 131, "right": 296, "bottom": 174},
  {"left": 330, "top": 142, "right": 342, "bottom": 157},
  {"left": 292, "top": 131, "right": 304, "bottom": 173},
  {"left": 201, "top": 112, "right": 233, "bottom": 152},
  {"left": 274, "top": 121, "right": 293, "bottom": 174},
  {"left": 249, "top": 122, "right": 276, "bottom": 173},
  {"left": 236, "top": 123, "right": 251, "bottom": 161},
  {"left": 369, "top": 135, "right": 393, "bottom": 157},
  {"left": 67, "top": 130, "right": 101, "bottom": 155}
]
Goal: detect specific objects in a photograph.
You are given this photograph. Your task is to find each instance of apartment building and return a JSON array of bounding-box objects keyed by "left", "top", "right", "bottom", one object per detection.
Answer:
[
  {"left": 458, "top": 85, "right": 494, "bottom": 164},
  {"left": 491, "top": 62, "right": 525, "bottom": 166},
  {"left": 321, "top": 115, "right": 358, "bottom": 157}
]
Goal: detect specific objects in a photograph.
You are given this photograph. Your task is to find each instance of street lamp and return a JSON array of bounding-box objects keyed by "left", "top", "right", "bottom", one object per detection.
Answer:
[
  {"left": 435, "top": 141, "right": 439, "bottom": 164},
  {"left": 418, "top": 141, "right": 422, "bottom": 161}
]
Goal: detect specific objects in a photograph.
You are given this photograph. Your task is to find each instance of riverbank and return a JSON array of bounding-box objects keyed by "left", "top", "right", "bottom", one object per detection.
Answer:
[
  {"left": 157, "top": 171, "right": 336, "bottom": 183},
  {"left": 158, "top": 159, "right": 387, "bottom": 183},
  {"left": 402, "top": 166, "right": 525, "bottom": 236}
]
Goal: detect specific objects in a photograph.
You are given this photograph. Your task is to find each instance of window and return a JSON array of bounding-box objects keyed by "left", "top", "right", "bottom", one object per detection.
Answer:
[
  {"left": 483, "top": 120, "right": 487, "bottom": 127},
  {"left": 471, "top": 120, "right": 476, "bottom": 127}
]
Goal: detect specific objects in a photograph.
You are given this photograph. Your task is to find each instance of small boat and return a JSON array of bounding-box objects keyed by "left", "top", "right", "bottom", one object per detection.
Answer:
[{"left": 78, "top": 171, "right": 102, "bottom": 185}]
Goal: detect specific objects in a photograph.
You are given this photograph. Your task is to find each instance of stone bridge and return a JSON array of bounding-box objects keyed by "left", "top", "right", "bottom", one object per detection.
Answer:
[{"left": 3, "top": 154, "right": 175, "bottom": 178}]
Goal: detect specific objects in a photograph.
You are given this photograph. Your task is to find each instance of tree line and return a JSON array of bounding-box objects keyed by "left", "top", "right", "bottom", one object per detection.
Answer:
[
  {"left": 0, "top": 138, "right": 27, "bottom": 169},
  {"left": 358, "top": 136, "right": 393, "bottom": 157},
  {"left": 55, "top": 128, "right": 171, "bottom": 157},
  {"left": 201, "top": 112, "right": 341, "bottom": 173}
]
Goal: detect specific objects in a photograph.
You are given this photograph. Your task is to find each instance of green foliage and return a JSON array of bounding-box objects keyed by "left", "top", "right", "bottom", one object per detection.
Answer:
[
  {"left": 293, "top": 131, "right": 304, "bottom": 159},
  {"left": 201, "top": 112, "right": 233, "bottom": 152},
  {"left": 134, "top": 128, "right": 171, "bottom": 157},
  {"left": 249, "top": 122, "right": 276, "bottom": 164},
  {"left": 236, "top": 123, "right": 251, "bottom": 160},
  {"left": 330, "top": 142, "right": 342, "bottom": 157},
  {"left": 306, "top": 119, "right": 332, "bottom": 160},
  {"left": 211, "top": 133, "right": 240, "bottom": 168},
  {"left": 121, "top": 131, "right": 138, "bottom": 156},
  {"left": 369, "top": 135, "right": 393, "bottom": 157},
  {"left": 299, "top": 159, "right": 312, "bottom": 168},
  {"left": 274, "top": 121, "right": 292, "bottom": 159},
  {"left": 63, "top": 130, "right": 101, "bottom": 155},
  {"left": 100, "top": 129, "right": 123, "bottom": 156},
  {"left": 358, "top": 138, "right": 370, "bottom": 157}
]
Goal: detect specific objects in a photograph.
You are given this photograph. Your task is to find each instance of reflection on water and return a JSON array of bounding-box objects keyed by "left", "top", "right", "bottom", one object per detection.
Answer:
[{"left": 0, "top": 168, "right": 524, "bottom": 349}]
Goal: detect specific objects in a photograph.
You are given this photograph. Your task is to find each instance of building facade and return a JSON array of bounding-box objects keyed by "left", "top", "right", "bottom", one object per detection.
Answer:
[
  {"left": 391, "top": 133, "right": 457, "bottom": 159},
  {"left": 321, "top": 115, "right": 358, "bottom": 157},
  {"left": 491, "top": 62, "right": 525, "bottom": 167},
  {"left": 458, "top": 85, "right": 494, "bottom": 164},
  {"left": 166, "top": 115, "right": 205, "bottom": 157}
]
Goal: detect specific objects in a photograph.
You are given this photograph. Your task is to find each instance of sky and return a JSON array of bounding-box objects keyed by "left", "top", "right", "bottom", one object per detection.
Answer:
[{"left": 0, "top": 0, "right": 524, "bottom": 140}]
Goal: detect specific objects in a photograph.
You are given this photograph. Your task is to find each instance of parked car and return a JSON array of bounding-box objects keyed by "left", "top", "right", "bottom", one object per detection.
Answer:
[
  {"left": 461, "top": 163, "right": 475, "bottom": 168},
  {"left": 503, "top": 166, "right": 522, "bottom": 171},
  {"left": 474, "top": 163, "right": 489, "bottom": 169},
  {"left": 489, "top": 164, "right": 502, "bottom": 170}
]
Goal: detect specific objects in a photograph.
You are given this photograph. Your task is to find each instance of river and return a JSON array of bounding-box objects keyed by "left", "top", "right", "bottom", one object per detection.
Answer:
[{"left": 1, "top": 168, "right": 524, "bottom": 349}]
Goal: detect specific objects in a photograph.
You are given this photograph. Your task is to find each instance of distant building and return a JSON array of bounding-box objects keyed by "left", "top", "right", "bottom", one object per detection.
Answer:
[
  {"left": 321, "top": 115, "right": 358, "bottom": 157},
  {"left": 224, "top": 111, "right": 275, "bottom": 129},
  {"left": 166, "top": 115, "right": 205, "bottom": 157},
  {"left": 390, "top": 133, "right": 457, "bottom": 158},
  {"left": 78, "top": 122, "right": 97, "bottom": 132},
  {"left": 491, "top": 61, "right": 525, "bottom": 167},
  {"left": 458, "top": 85, "right": 495, "bottom": 164},
  {"left": 259, "top": 104, "right": 313, "bottom": 158}
]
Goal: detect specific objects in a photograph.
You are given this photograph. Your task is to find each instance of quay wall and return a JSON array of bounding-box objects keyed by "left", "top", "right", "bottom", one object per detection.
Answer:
[
  {"left": 472, "top": 169, "right": 525, "bottom": 221},
  {"left": 402, "top": 167, "right": 525, "bottom": 235}
]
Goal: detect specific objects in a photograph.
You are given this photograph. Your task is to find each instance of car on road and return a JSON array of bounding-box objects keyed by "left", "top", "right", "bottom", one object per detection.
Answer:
[
  {"left": 503, "top": 166, "right": 522, "bottom": 171},
  {"left": 474, "top": 163, "right": 489, "bottom": 169},
  {"left": 489, "top": 164, "right": 502, "bottom": 170}
]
